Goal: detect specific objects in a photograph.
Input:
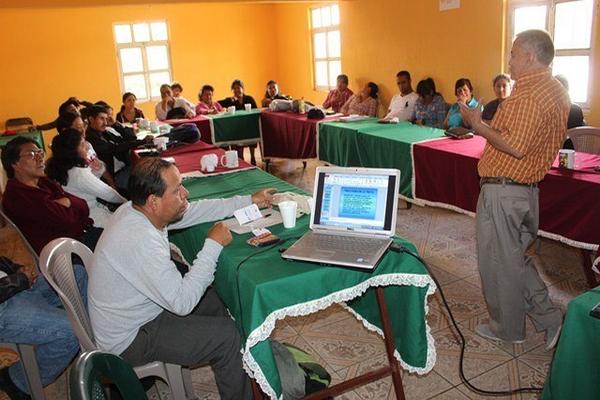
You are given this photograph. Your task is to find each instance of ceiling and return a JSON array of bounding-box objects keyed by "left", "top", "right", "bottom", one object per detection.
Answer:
[{"left": 0, "top": 0, "right": 331, "bottom": 8}]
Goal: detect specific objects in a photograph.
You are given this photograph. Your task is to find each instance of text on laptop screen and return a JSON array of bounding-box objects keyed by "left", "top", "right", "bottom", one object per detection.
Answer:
[{"left": 314, "top": 173, "right": 393, "bottom": 231}]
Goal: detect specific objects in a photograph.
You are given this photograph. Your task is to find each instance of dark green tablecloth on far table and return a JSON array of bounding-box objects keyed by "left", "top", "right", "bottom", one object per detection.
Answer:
[
  {"left": 0, "top": 131, "right": 44, "bottom": 149},
  {"left": 542, "top": 286, "right": 600, "bottom": 400},
  {"left": 208, "top": 109, "right": 262, "bottom": 146},
  {"left": 169, "top": 168, "right": 437, "bottom": 399},
  {"left": 318, "top": 119, "right": 445, "bottom": 198}
]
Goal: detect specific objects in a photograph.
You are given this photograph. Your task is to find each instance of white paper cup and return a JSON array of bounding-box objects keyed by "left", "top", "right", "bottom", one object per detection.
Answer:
[
  {"left": 306, "top": 197, "right": 315, "bottom": 215},
  {"left": 279, "top": 201, "right": 298, "bottom": 229},
  {"left": 227, "top": 106, "right": 236, "bottom": 115},
  {"left": 153, "top": 136, "right": 168, "bottom": 151},
  {"left": 559, "top": 149, "right": 575, "bottom": 169},
  {"left": 244, "top": 103, "right": 252, "bottom": 112}
]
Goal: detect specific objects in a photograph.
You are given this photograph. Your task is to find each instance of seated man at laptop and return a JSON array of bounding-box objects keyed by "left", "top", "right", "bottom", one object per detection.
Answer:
[{"left": 88, "top": 158, "right": 275, "bottom": 400}]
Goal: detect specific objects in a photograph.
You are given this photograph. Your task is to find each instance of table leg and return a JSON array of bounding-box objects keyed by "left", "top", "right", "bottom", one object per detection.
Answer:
[
  {"left": 580, "top": 249, "right": 599, "bottom": 288},
  {"left": 252, "top": 379, "right": 264, "bottom": 399},
  {"left": 375, "top": 287, "right": 407, "bottom": 400}
]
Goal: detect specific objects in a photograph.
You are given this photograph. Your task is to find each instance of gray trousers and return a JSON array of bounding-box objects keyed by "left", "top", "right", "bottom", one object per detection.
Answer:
[
  {"left": 476, "top": 183, "right": 562, "bottom": 341},
  {"left": 120, "top": 288, "right": 251, "bottom": 400}
]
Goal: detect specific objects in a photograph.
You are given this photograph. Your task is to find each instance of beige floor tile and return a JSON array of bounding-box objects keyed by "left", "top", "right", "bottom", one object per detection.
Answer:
[
  {"left": 428, "top": 280, "right": 488, "bottom": 324},
  {"left": 429, "top": 387, "right": 473, "bottom": 399}
]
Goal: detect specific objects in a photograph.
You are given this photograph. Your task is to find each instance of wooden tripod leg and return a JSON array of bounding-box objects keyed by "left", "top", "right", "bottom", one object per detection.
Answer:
[{"left": 375, "top": 287, "right": 406, "bottom": 400}]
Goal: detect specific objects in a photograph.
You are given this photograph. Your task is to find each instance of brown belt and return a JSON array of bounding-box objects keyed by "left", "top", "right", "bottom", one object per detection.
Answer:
[{"left": 480, "top": 177, "right": 538, "bottom": 188}]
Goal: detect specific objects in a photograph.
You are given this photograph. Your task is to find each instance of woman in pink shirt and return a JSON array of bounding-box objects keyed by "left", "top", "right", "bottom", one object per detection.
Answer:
[
  {"left": 195, "top": 85, "right": 224, "bottom": 115},
  {"left": 341, "top": 82, "right": 379, "bottom": 117}
]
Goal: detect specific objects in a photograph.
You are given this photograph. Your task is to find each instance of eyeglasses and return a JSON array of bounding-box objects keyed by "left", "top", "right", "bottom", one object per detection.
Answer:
[{"left": 19, "top": 149, "right": 45, "bottom": 160}]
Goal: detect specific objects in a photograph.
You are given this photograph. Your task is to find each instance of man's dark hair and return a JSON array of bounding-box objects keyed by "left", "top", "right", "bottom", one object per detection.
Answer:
[
  {"left": 416, "top": 78, "right": 437, "bottom": 97},
  {"left": 231, "top": 79, "right": 244, "bottom": 90},
  {"left": 455, "top": 78, "right": 474, "bottom": 95},
  {"left": 199, "top": 84, "right": 214, "bottom": 99},
  {"left": 171, "top": 82, "right": 183, "bottom": 91},
  {"left": 396, "top": 70, "right": 411, "bottom": 80},
  {"left": 337, "top": 74, "right": 349, "bottom": 85},
  {"left": 58, "top": 97, "right": 80, "bottom": 116},
  {"left": 87, "top": 104, "right": 108, "bottom": 119},
  {"left": 1, "top": 137, "right": 38, "bottom": 179},
  {"left": 56, "top": 111, "right": 80, "bottom": 133},
  {"left": 128, "top": 158, "right": 174, "bottom": 206},
  {"left": 95, "top": 100, "right": 112, "bottom": 111}
]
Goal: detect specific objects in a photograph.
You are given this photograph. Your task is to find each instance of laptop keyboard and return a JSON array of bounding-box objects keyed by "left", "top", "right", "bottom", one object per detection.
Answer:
[{"left": 303, "top": 233, "right": 388, "bottom": 255}]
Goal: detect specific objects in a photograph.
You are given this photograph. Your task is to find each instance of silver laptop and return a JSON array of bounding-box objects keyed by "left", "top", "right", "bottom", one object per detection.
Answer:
[{"left": 282, "top": 166, "right": 400, "bottom": 270}]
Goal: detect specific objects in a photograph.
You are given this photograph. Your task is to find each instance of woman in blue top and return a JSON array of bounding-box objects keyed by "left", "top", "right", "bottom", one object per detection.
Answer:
[{"left": 444, "top": 78, "right": 481, "bottom": 129}]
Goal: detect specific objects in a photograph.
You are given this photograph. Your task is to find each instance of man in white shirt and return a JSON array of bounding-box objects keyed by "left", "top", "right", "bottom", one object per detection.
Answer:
[
  {"left": 382, "top": 70, "right": 419, "bottom": 122},
  {"left": 88, "top": 158, "right": 275, "bottom": 400}
]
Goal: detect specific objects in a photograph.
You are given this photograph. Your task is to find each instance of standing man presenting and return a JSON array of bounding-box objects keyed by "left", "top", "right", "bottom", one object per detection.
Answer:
[{"left": 460, "top": 29, "right": 568, "bottom": 350}]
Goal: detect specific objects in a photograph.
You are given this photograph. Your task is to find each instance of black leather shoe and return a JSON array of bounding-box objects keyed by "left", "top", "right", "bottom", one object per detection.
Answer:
[{"left": 0, "top": 367, "right": 31, "bottom": 400}]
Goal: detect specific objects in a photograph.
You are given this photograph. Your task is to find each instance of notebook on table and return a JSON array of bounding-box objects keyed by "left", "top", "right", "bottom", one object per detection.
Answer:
[{"left": 282, "top": 166, "right": 400, "bottom": 270}]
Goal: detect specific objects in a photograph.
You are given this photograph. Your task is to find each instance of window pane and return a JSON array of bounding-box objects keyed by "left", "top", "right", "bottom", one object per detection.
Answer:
[
  {"left": 321, "top": 6, "right": 332, "bottom": 27},
  {"left": 552, "top": 56, "right": 589, "bottom": 103},
  {"left": 331, "top": 4, "right": 340, "bottom": 26},
  {"left": 123, "top": 74, "right": 147, "bottom": 99},
  {"left": 119, "top": 48, "right": 144, "bottom": 73},
  {"left": 554, "top": 0, "right": 593, "bottom": 49},
  {"left": 132, "top": 23, "right": 150, "bottom": 42},
  {"left": 327, "top": 30, "right": 341, "bottom": 58},
  {"left": 315, "top": 61, "right": 328, "bottom": 87},
  {"left": 513, "top": 5, "right": 547, "bottom": 38},
  {"left": 314, "top": 32, "right": 327, "bottom": 58},
  {"left": 150, "top": 21, "right": 168, "bottom": 41},
  {"left": 149, "top": 71, "right": 171, "bottom": 98},
  {"left": 328, "top": 60, "right": 341, "bottom": 88},
  {"left": 311, "top": 8, "right": 322, "bottom": 29},
  {"left": 146, "top": 45, "right": 169, "bottom": 71},
  {"left": 114, "top": 24, "right": 132, "bottom": 44}
]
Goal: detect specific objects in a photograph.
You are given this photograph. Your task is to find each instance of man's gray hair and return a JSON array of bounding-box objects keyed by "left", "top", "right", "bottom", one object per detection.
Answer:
[{"left": 516, "top": 29, "right": 555, "bottom": 66}]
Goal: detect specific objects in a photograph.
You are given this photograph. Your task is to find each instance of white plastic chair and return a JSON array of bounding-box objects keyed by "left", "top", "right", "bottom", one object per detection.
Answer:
[
  {"left": 566, "top": 126, "right": 600, "bottom": 155},
  {"left": 39, "top": 238, "right": 196, "bottom": 400}
]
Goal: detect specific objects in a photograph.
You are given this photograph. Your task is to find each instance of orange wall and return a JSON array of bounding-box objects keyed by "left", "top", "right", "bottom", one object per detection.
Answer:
[
  {"left": 0, "top": 2, "right": 277, "bottom": 134},
  {"left": 275, "top": 0, "right": 599, "bottom": 122}
]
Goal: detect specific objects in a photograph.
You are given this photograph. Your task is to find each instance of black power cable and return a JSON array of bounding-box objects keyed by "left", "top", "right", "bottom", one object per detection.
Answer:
[{"left": 389, "top": 243, "right": 543, "bottom": 396}]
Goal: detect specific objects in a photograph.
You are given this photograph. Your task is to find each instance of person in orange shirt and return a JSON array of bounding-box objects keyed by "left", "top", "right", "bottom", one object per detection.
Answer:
[{"left": 460, "top": 29, "right": 569, "bottom": 350}]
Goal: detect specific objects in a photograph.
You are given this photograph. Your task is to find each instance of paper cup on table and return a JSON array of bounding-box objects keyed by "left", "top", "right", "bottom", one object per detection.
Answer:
[
  {"left": 153, "top": 137, "right": 169, "bottom": 151},
  {"left": 559, "top": 149, "right": 575, "bottom": 169},
  {"left": 279, "top": 201, "right": 298, "bottom": 229},
  {"left": 244, "top": 103, "right": 252, "bottom": 112},
  {"left": 227, "top": 106, "right": 236, "bottom": 115}
]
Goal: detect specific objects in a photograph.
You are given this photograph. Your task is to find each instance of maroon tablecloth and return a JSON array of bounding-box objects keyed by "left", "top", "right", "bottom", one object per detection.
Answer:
[
  {"left": 167, "top": 144, "right": 253, "bottom": 175},
  {"left": 414, "top": 136, "right": 600, "bottom": 249},
  {"left": 260, "top": 111, "right": 337, "bottom": 159},
  {"left": 165, "top": 115, "right": 213, "bottom": 144}
]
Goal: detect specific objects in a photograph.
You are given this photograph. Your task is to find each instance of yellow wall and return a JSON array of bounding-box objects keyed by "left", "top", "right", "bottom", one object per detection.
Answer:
[
  {"left": 1, "top": 0, "right": 598, "bottom": 132},
  {"left": 0, "top": 2, "right": 277, "bottom": 134},
  {"left": 275, "top": 0, "right": 598, "bottom": 122}
]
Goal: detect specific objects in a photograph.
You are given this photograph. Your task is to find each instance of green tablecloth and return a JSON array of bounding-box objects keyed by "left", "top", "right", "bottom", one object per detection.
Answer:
[
  {"left": 318, "top": 120, "right": 445, "bottom": 198},
  {"left": 542, "top": 287, "right": 600, "bottom": 400},
  {"left": 208, "top": 109, "right": 262, "bottom": 145},
  {"left": 169, "top": 169, "right": 436, "bottom": 399},
  {"left": 0, "top": 131, "right": 44, "bottom": 149}
]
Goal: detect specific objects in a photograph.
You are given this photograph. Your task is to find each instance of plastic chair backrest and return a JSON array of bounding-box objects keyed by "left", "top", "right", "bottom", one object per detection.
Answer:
[
  {"left": 39, "top": 238, "right": 96, "bottom": 351},
  {"left": 567, "top": 126, "right": 600, "bottom": 155},
  {"left": 69, "top": 351, "right": 148, "bottom": 400}
]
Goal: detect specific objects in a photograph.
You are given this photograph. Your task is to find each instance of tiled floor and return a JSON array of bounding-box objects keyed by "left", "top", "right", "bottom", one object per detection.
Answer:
[{"left": 0, "top": 157, "right": 591, "bottom": 399}]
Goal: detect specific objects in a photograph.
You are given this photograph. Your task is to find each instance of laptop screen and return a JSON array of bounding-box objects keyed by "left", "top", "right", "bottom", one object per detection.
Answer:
[{"left": 312, "top": 169, "right": 397, "bottom": 233}]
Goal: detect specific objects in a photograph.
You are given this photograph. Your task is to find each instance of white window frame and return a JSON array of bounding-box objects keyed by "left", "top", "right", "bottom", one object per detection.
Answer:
[
  {"left": 311, "top": 4, "right": 341, "bottom": 91},
  {"left": 113, "top": 20, "right": 173, "bottom": 103},
  {"left": 506, "top": 0, "right": 596, "bottom": 107}
]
